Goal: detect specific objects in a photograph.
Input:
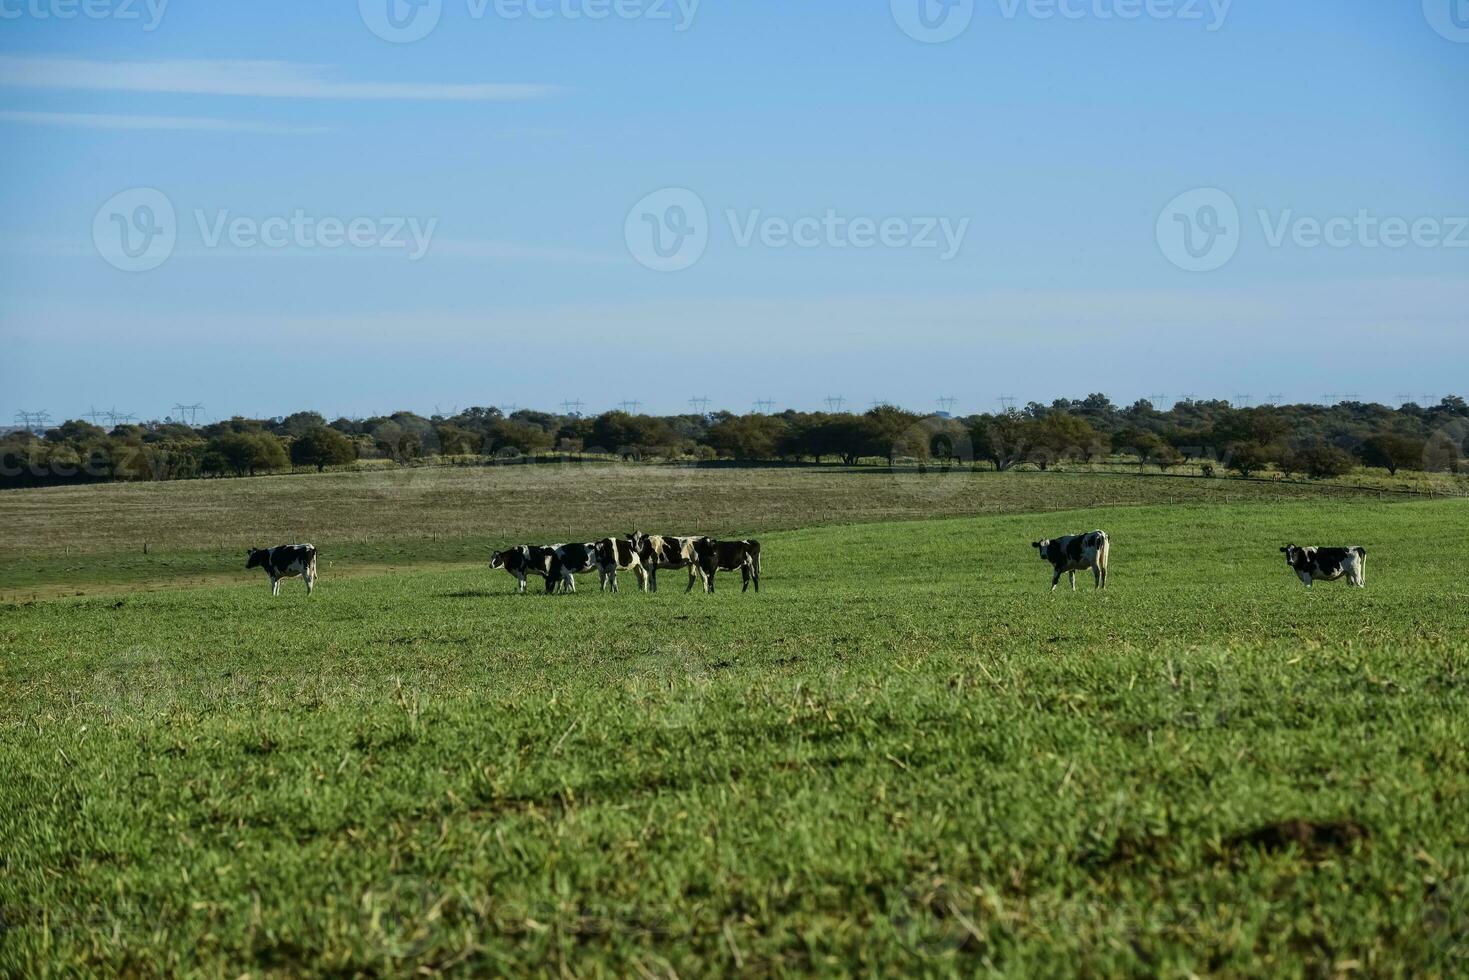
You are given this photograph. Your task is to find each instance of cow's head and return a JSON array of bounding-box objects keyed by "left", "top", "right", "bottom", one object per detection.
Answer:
[
  {"left": 245, "top": 548, "right": 265, "bottom": 570},
  {"left": 1032, "top": 540, "right": 1050, "bottom": 559},
  {"left": 690, "top": 536, "right": 717, "bottom": 568},
  {"left": 1280, "top": 544, "right": 1306, "bottom": 567},
  {"left": 489, "top": 549, "right": 506, "bottom": 570}
]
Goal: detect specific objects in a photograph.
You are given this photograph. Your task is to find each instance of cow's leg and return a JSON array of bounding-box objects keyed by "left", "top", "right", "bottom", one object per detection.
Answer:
[
  {"left": 634, "top": 564, "right": 648, "bottom": 592},
  {"left": 563, "top": 570, "right": 577, "bottom": 594},
  {"left": 1069, "top": 570, "right": 1077, "bottom": 592},
  {"left": 741, "top": 565, "right": 751, "bottom": 592},
  {"left": 1051, "top": 568, "right": 1062, "bottom": 592},
  {"left": 304, "top": 570, "right": 315, "bottom": 595},
  {"left": 1092, "top": 564, "right": 1101, "bottom": 589},
  {"left": 685, "top": 566, "right": 698, "bottom": 593},
  {"left": 1297, "top": 571, "right": 1313, "bottom": 589}
]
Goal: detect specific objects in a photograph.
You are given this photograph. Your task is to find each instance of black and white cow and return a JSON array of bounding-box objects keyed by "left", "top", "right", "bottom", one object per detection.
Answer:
[
  {"left": 246, "top": 544, "right": 318, "bottom": 596},
  {"left": 628, "top": 532, "right": 710, "bottom": 593},
  {"left": 693, "top": 538, "right": 762, "bottom": 593},
  {"left": 490, "top": 545, "right": 559, "bottom": 594},
  {"left": 548, "top": 542, "right": 601, "bottom": 593},
  {"left": 1280, "top": 545, "right": 1366, "bottom": 588},
  {"left": 594, "top": 537, "right": 646, "bottom": 593},
  {"left": 1032, "top": 530, "right": 1110, "bottom": 592}
]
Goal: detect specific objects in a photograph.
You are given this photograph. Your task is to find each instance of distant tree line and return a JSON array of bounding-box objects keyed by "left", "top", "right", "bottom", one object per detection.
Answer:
[{"left": 3, "top": 395, "right": 1467, "bottom": 489}]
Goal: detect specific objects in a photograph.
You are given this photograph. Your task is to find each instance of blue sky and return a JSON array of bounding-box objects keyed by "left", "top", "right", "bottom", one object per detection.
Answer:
[{"left": 1, "top": 0, "right": 1466, "bottom": 421}]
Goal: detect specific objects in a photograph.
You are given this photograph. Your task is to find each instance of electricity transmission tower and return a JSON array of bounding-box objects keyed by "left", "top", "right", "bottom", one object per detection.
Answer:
[
  {"left": 1233, "top": 394, "right": 1253, "bottom": 409},
  {"left": 13, "top": 410, "right": 51, "bottom": 434},
  {"left": 688, "top": 396, "right": 712, "bottom": 415},
  {"left": 1322, "top": 393, "right": 1339, "bottom": 406},
  {"left": 172, "top": 403, "right": 204, "bottom": 425},
  {"left": 103, "top": 409, "right": 135, "bottom": 427},
  {"left": 998, "top": 395, "right": 1017, "bottom": 411},
  {"left": 500, "top": 403, "right": 519, "bottom": 416},
  {"left": 753, "top": 399, "right": 775, "bottom": 414},
  {"left": 1394, "top": 393, "right": 1414, "bottom": 407},
  {"left": 560, "top": 399, "right": 585, "bottom": 417},
  {"left": 937, "top": 396, "right": 959, "bottom": 415},
  {"left": 823, "top": 396, "right": 846, "bottom": 413},
  {"left": 618, "top": 400, "right": 643, "bottom": 414},
  {"left": 1265, "top": 394, "right": 1283, "bottom": 407}
]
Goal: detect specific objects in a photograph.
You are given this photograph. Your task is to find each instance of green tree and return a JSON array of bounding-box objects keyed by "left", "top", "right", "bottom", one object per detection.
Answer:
[
  {"left": 1225, "top": 441, "right": 1273, "bottom": 478},
  {"left": 291, "top": 426, "right": 358, "bottom": 472},
  {"left": 1359, "top": 433, "right": 1425, "bottom": 476},
  {"left": 970, "top": 411, "right": 1032, "bottom": 471}
]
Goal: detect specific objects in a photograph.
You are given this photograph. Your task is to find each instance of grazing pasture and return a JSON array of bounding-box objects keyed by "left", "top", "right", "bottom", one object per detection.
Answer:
[
  {"left": 3, "top": 485, "right": 1468, "bottom": 976},
  {"left": 0, "top": 463, "right": 1407, "bottom": 597}
]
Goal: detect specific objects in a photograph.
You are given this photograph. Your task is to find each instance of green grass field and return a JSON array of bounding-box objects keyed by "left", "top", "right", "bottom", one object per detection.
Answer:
[
  {"left": 3, "top": 472, "right": 1469, "bottom": 976},
  {"left": 0, "top": 464, "right": 1420, "bottom": 598}
]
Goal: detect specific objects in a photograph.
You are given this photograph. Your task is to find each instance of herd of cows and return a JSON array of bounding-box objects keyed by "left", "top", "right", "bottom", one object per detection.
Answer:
[
  {"left": 244, "top": 529, "right": 1368, "bottom": 596},
  {"left": 489, "top": 533, "right": 763, "bottom": 594}
]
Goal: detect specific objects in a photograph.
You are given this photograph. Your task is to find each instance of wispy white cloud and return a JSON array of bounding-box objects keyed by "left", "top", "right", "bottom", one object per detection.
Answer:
[
  {"left": 0, "top": 110, "right": 329, "bottom": 135},
  {"left": 0, "top": 56, "right": 561, "bottom": 101}
]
